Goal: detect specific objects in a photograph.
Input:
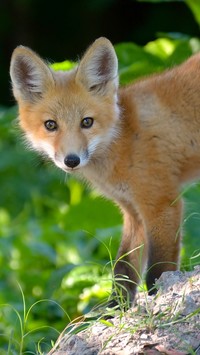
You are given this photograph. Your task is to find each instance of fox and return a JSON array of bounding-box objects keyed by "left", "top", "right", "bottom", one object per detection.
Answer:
[{"left": 10, "top": 37, "right": 200, "bottom": 304}]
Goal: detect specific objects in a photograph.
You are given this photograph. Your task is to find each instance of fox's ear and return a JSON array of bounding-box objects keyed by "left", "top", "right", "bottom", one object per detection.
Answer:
[
  {"left": 76, "top": 37, "right": 118, "bottom": 95},
  {"left": 10, "top": 46, "right": 55, "bottom": 103}
]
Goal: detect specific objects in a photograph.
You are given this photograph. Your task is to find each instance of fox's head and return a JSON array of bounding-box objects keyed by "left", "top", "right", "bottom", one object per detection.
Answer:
[{"left": 10, "top": 38, "right": 120, "bottom": 172}]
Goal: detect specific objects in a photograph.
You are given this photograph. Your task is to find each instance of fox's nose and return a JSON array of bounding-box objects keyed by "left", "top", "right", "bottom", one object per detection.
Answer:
[{"left": 64, "top": 154, "right": 80, "bottom": 168}]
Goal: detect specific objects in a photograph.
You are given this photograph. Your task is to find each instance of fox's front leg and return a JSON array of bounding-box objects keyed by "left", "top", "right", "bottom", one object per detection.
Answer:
[
  {"left": 144, "top": 199, "right": 183, "bottom": 294},
  {"left": 114, "top": 210, "right": 148, "bottom": 304},
  {"left": 113, "top": 196, "right": 182, "bottom": 304}
]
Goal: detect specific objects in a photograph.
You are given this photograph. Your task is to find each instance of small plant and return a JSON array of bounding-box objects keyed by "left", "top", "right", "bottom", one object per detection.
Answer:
[{"left": 0, "top": 283, "right": 69, "bottom": 354}]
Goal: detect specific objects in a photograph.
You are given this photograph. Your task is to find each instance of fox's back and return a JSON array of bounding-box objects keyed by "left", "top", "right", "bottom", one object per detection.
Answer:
[{"left": 118, "top": 54, "right": 200, "bottom": 185}]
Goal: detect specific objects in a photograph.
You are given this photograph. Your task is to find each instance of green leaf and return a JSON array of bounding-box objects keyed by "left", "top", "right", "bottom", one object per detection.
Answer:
[
  {"left": 185, "top": 0, "right": 200, "bottom": 25},
  {"left": 115, "top": 42, "right": 164, "bottom": 84},
  {"left": 100, "top": 319, "right": 114, "bottom": 327},
  {"left": 51, "top": 60, "right": 76, "bottom": 71}
]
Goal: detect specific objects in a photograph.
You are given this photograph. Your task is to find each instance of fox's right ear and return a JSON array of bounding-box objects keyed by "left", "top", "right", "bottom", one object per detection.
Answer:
[{"left": 10, "top": 46, "right": 55, "bottom": 103}]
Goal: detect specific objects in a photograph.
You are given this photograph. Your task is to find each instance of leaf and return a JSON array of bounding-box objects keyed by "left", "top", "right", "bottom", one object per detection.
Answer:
[
  {"left": 51, "top": 60, "right": 76, "bottom": 71},
  {"left": 115, "top": 42, "right": 163, "bottom": 69},
  {"left": 115, "top": 42, "right": 165, "bottom": 85},
  {"left": 99, "top": 319, "right": 114, "bottom": 327},
  {"left": 185, "top": 0, "right": 200, "bottom": 25}
]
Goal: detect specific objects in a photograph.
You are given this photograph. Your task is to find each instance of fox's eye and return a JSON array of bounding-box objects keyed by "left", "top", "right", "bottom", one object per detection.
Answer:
[
  {"left": 81, "top": 117, "right": 94, "bottom": 129},
  {"left": 44, "top": 120, "right": 58, "bottom": 131}
]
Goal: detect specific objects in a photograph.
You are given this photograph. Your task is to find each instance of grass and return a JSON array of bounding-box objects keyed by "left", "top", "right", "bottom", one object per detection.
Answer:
[{"left": 1, "top": 283, "right": 70, "bottom": 355}]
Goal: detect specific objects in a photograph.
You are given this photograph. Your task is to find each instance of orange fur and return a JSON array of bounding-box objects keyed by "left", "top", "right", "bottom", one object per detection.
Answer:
[{"left": 10, "top": 38, "right": 200, "bottom": 304}]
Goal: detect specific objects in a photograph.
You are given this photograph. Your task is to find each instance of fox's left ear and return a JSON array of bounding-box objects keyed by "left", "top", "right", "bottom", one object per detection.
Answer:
[{"left": 76, "top": 37, "right": 118, "bottom": 95}]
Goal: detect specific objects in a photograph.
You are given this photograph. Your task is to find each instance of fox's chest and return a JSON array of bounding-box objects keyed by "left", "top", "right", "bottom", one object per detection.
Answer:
[
  {"left": 81, "top": 168, "right": 133, "bottom": 207},
  {"left": 103, "top": 181, "right": 132, "bottom": 203}
]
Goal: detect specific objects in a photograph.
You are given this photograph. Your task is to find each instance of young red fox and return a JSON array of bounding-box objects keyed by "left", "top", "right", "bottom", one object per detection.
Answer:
[{"left": 10, "top": 38, "right": 200, "bottom": 304}]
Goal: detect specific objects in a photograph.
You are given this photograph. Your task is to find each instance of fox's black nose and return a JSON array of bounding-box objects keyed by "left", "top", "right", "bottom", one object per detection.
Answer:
[{"left": 64, "top": 154, "right": 80, "bottom": 168}]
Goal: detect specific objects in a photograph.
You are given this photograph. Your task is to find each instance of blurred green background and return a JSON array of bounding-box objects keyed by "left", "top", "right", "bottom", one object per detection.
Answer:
[{"left": 0, "top": 0, "right": 200, "bottom": 353}]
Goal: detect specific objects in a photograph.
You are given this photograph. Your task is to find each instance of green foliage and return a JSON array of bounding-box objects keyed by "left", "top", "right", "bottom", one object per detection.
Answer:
[
  {"left": 1, "top": 32, "right": 200, "bottom": 353},
  {"left": 116, "top": 36, "right": 200, "bottom": 85}
]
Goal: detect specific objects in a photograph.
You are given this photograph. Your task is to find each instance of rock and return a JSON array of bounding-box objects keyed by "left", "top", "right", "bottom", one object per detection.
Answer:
[{"left": 49, "top": 266, "right": 200, "bottom": 355}]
